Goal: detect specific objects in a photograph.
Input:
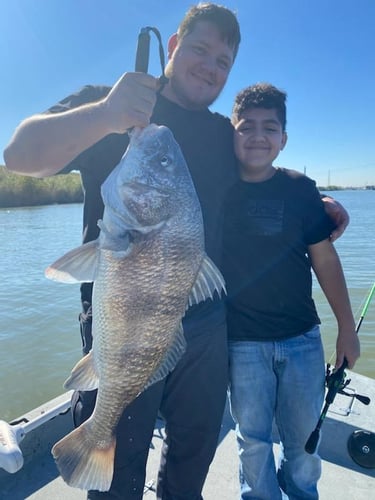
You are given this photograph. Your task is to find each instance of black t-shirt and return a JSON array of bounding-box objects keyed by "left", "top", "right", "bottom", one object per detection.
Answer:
[
  {"left": 222, "top": 168, "right": 335, "bottom": 341},
  {"left": 49, "top": 85, "right": 237, "bottom": 315}
]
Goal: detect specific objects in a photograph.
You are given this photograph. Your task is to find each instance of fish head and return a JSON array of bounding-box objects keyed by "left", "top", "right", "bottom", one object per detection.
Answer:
[{"left": 101, "top": 124, "right": 198, "bottom": 236}]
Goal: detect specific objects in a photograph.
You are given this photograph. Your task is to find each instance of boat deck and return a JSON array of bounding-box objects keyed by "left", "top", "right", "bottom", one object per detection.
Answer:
[{"left": 1, "top": 370, "right": 375, "bottom": 499}]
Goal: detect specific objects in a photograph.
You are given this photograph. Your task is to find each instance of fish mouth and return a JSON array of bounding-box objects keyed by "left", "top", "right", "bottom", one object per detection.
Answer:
[
  {"left": 129, "top": 124, "right": 169, "bottom": 144},
  {"left": 128, "top": 127, "right": 144, "bottom": 142},
  {"left": 123, "top": 181, "right": 171, "bottom": 198}
]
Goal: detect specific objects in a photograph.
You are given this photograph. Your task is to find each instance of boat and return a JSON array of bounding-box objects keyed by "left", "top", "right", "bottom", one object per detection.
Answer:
[{"left": 1, "top": 369, "right": 375, "bottom": 499}]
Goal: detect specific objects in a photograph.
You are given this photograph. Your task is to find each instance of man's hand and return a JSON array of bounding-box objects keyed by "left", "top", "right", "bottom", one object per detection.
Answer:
[
  {"left": 321, "top": 196, "right": 350, "bottom": 242},
  {"left": 4, "top": 72, "right": 160, "bottom": 177},
  {"left": 102, "top": 72, "right": 158, "bottom": 133}
]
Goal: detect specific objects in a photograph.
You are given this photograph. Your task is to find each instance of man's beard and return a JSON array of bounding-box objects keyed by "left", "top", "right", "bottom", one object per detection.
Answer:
[{"left": 163, "top": 62, "right": 222, "bottom": 110}]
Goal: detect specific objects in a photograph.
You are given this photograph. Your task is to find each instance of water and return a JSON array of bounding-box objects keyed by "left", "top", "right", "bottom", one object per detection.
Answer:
[
  {"left": 312, "top": 190, "right": 375, "bottom": 374},
  {"left": 1, "top": 204, "right": 83, "bottom": 422},
  {"left": 1, "top": 192, "right": 374, "bottom": 422}
]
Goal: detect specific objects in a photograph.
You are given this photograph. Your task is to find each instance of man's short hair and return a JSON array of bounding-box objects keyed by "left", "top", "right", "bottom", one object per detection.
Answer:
[{"left": 178, "top": 3, "right": 241, "bottom": 60}]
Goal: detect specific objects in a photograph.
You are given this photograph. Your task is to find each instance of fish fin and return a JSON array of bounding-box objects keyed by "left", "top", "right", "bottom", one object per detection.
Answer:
[
  {"left": 45, "top": 240, "right": 99, "bottom": 283},
  {"left": 52, "top": 421, "right": 115, "bottom": 492},
  {"left": 143, "top": 322, "right": 186, "bottom": 390},
  {"left": 188, "top": 255, "right": 227, "bottom": 308},
  {"left": 64, "top": 351, "right": 99, "bottom": 391}
]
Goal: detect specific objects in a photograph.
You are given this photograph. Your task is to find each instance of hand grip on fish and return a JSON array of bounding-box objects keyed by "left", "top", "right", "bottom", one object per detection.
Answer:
[{"left": 45, "top": 124, "right": 225, "bottom": 491}]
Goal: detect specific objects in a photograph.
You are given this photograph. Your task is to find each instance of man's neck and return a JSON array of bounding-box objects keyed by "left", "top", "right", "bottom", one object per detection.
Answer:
[{"left": 160, "top": 84, "right": 209, "bottom": 112}]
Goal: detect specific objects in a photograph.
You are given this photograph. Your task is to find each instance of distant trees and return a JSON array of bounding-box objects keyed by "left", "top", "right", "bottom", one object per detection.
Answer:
[
  {"left": 0, "top": 166, "right": 83, "bottom": 208},
  {"left": 0, "top": 164, "right": 357, "bottom": 209}
]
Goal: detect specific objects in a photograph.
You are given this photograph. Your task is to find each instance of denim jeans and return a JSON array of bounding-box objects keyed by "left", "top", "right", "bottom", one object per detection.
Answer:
[{"left": 228, "top": 326, "right": 325, "bottom": 500}]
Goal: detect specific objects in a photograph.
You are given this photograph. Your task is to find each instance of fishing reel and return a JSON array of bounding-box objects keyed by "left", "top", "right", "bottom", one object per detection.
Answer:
[
  {"left": 305, "top": 359, "right": 371, "bottom": 456},
  {"left": 325, "top": 363, "right": 370, "bottom": 406}
]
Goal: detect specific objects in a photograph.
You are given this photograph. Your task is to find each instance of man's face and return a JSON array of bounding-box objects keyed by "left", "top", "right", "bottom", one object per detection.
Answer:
[
  {"left": 233, "top": 108, "right": 287, "bottom": 180},
  {"left": 163, "top": 21, "right": 235, "bottom": 110}
]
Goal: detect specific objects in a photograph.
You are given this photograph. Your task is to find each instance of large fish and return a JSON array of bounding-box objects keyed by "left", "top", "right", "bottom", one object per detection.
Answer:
[{"left": 45, "top": 124, "right": 226, "bottom": 491}]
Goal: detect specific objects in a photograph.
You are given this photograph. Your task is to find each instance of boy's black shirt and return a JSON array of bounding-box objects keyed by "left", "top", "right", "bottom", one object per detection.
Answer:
[{"left": 223, "top": 167, "right": 336, "bottom": 341}]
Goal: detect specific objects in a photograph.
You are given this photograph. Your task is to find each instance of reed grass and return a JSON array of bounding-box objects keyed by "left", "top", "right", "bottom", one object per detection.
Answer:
[{"left": 0, "top": 165, "right": 83, "bottom": 208}]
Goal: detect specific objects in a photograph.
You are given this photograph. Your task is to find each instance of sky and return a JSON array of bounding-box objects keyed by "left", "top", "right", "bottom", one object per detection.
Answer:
[{"left": 1, "top": 0, "right": 374, "bottom": 187}]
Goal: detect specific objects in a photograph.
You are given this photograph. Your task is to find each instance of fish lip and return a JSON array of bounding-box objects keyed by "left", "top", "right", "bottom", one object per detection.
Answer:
[
  {"left": 124, "top": 181, "right": 171, "bottom": 198},
  {"left": 128, "top": 127, "right": 145, "bottom": 143},
  {"left": 129, "top": 124, "right": 167, "bottom": 143}
]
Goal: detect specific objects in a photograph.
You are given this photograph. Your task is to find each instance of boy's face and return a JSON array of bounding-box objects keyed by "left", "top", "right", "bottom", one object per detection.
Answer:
[
  {"left": 233, "top": 108, "right": 287, "bottom": 180},
  {"left": 163, "top": 20, "right": 234, "bottom": 110}
]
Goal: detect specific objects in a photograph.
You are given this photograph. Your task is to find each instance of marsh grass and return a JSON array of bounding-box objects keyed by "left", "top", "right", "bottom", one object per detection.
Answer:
[{"left": 0, "top": 166, "right": 83, "bottom": 208}]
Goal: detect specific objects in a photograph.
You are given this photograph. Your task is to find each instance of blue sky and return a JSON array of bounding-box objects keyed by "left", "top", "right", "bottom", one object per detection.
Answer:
[{"left": 1, "top": 0, "right": 374, "bottom": 187}]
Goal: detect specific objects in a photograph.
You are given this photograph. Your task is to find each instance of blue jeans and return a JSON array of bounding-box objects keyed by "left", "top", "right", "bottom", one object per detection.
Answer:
[{"left": 228, "top": 326, "right": 325, "bottom": 500}]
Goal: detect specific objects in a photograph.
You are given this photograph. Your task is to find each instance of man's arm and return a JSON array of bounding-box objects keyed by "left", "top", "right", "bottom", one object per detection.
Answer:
[
  {"left": 321, "top": 195, "right": 349, "bottom": 242},
  {"left": 4, "top": 72, "right": 158, "bottom": 178},
  {"left": 309, "top": 239, "right": 360, "bottom": 369}
]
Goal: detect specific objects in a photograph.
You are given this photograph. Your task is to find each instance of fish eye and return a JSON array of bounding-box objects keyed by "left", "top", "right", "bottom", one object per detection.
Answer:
[{"left": 160, "top": 155, "right": 171, "bottom": 168}]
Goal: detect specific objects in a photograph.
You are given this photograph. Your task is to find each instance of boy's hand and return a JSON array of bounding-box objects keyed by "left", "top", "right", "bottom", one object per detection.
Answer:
[
  {"left": 321, "top": 196, "right": 350, "bottom": 242},
  {"left": 335, "top": 330, "right": 360, "bottom": 370}
]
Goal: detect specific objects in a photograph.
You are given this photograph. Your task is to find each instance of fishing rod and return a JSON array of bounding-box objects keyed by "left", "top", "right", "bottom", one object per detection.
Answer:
[
  {"left": 127, "top": 26, "right": 167, "bottom": 140},
  {"left": 305, "top": 282, "right": 375, "bottom": 455}
]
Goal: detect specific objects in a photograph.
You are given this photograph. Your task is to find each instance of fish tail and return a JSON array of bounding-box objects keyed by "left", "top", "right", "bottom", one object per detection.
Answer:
[{"left": 52, "top": 422, "right": 116, "bottom": 492}]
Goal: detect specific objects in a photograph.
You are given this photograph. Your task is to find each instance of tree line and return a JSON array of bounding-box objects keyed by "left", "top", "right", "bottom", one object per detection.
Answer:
[
  {"left": 0, "top": 165, "right": 83, "bottom": 208},
  {"left": 1, "top": 164, "right": 349, "bottom": 210}
]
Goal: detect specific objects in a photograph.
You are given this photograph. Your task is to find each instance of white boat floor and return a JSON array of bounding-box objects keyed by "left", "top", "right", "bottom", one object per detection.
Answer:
[{"left": 1, "top": 370, "right": 375, "bottom": 500}]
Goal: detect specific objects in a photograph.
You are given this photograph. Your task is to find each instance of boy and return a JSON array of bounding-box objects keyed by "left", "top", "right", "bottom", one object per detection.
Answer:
[{"left": 223, "top": 83, "right": 360, "bottom": 499}]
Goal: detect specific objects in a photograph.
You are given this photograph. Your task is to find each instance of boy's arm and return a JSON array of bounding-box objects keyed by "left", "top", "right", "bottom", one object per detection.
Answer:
[
  {"left": 308, "top": 239, "right": 360, "bottom": 370},
  {"left": 3, "top": 72, "right": 157, "bottom": 178}
]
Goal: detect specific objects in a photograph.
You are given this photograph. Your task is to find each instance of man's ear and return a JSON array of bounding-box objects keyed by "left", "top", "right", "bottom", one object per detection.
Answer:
[{"left": 167, "top": 33, "right": 178, "bottom": 59}]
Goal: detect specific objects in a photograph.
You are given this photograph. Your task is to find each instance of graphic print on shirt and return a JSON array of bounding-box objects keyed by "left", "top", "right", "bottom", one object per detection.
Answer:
[{"left": 244, "top": 199, "right": 284, "bottom": 236}]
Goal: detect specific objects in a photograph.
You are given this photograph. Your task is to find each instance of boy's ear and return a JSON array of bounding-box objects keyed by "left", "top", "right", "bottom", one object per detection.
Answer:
[
  {"left": 167, "top": 33, "right": 178, "bottom": 59},
  {"left": 281, "top": 132, "right": 288, "bottom": 150}
]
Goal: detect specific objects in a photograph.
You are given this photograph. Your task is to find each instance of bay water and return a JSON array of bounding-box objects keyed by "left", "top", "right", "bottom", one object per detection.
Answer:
[{"left": 1, "top": 191, "right": 374, "bottom": 422}]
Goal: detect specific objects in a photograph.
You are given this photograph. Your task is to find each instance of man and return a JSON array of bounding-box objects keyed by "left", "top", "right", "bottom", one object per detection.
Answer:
[
  {"left": 5, "top": 5, "right": 240, "bottom": 499},
  {"left": 3, "top": 3, "right": 348, "bottom": 499}
]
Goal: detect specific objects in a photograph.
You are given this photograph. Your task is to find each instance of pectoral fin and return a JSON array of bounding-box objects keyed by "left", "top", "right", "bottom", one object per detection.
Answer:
[
  {"left": 188, "top": 255, "right": 226, "bottom": 308},
  {"left": 45, "top": 240, "right": 99, "bottom": 283},
  {"left": 143, "top": 323, "right": 186, "bottom": 390},
  {"left": 64, "top": 351, "right": 99, "bottom": 391}
]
